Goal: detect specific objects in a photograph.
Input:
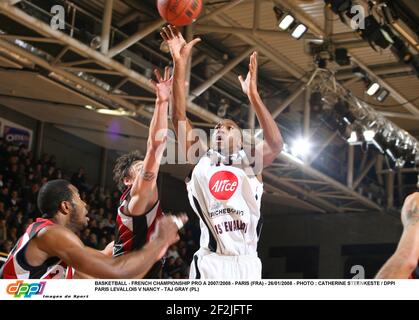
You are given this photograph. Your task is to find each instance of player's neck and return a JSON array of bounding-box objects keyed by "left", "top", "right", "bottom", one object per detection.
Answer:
[
  {"left": 51, "top": 214, "right": 70, "bottom": 229},
  {"left": 214, "top": 147, "right": 238, "bottom": 157}
]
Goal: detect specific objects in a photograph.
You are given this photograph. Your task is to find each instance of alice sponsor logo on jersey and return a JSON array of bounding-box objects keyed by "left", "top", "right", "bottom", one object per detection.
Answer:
[
  {"left": 6, "top": 280, "right": 46, "bottom": 298},
  {"left": 209, "top": 171, "right": 238, "bottom": 200}
]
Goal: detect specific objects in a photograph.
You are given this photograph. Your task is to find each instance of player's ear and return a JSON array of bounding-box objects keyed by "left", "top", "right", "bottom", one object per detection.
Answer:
[
  {"left": 123, "top": 176, "right": 131, "bottom": 186},
  {"left": 59, "top": 201, "right": 72, "bottom": 215}
]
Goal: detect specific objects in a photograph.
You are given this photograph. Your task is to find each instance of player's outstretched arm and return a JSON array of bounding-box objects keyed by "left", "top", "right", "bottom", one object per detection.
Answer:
[
  {"left": 238, "top": 52, "right": 283, "bottom": 172},
  {"left": 36, "top": 215, "right": 187, "bottom": 279},
  {"left": 128, "top": 67, "right": 171, "bottom": 216},
  {"left": 161, "top": 25, "right": 205, "bottom": 163}
]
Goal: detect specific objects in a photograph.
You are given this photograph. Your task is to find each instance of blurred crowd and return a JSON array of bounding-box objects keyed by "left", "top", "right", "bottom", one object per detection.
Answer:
[{"left": 0, "top": 138, "right": 199, "bottom": 279}]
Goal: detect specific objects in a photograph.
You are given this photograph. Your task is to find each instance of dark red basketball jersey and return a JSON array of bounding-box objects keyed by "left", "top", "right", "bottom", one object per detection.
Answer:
[
  {"left": 113, "top": 187, "right": 164, "bottom": 278},
  {"left": 0, "top": 218, "right": 74, "bottom": 279}
]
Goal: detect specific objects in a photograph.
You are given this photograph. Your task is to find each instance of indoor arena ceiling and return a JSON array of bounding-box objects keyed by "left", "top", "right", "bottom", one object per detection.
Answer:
[{"left": 0, "top": 0, "right": 418, "bottom": 214}]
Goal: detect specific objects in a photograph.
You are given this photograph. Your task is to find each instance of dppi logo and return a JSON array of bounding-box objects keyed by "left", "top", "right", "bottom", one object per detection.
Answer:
[
  {"left": 209, "top": 171, "right": 238, "bottom": 201},
  {"left": 6, "top": 281, "right": 46, "bottom": 298}
]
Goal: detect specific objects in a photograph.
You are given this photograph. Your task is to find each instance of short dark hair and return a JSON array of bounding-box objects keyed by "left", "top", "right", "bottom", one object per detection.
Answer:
[
  {"left": 37, "top": 179, "right": 74, "bottom": 218},
  {"left": 218, "top": 116, "right": 241, "bottom": 130},
  {"left": 113, "top": 150, "right": 142, "bottom": 192}
]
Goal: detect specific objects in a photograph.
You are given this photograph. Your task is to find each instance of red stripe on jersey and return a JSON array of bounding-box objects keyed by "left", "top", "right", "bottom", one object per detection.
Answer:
[
  {"left": 1, "top": 218, "right": 73, "bottom": 279},
  {"left": 120, "top": 188, "right": 131, "bottom": 203},
  {"left": 116, "top": 214, "right": 133, "bottom": 252},
  {"left": 26, "top": 223, "right": 36, "bottom": 236},
  {"left": 2, "top": 259, "right": 16, "bottom": 279}
]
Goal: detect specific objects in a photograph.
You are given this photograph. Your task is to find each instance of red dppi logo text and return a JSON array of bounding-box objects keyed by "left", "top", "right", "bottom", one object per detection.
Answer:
[
  {"left": 6, "top": 280, "right": 46, "bottom": 298},
  {"left": 209, "top": 171, "right": 238, "bottom": 200}
]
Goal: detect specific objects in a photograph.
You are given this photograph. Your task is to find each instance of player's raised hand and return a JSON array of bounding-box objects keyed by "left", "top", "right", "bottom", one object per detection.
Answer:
[
  {"left": 152, "top": 214, "right": 188, "bottom": 259},
  {"left": 160, "top": 25, "right": 201, "bottom": 64},
  {"left": 150, "top": 66, "right": 172, "bottom": 103},
  {"left": 238, "top": 51, "right": 259, "bottom": 96}
]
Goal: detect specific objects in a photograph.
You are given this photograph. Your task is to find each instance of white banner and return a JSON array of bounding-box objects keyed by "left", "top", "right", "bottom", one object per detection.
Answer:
[{"left": 0, "top": 279, "right": 417, "bottom": 301}]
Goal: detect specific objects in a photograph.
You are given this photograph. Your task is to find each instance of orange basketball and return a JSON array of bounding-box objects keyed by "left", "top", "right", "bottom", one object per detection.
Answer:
[{"left": 157, "top": 0, "right": 203, "bottom": 26}]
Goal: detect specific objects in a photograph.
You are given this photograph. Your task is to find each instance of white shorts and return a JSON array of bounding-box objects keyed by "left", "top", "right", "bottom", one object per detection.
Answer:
[{"left": 189, "top": 248, "right": 262, "bottom": 280}]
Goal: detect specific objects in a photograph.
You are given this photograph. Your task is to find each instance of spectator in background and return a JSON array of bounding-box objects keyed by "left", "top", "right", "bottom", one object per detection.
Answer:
[
  {"left": 81, "top": 228, "right": 91, "bottom": 245},
  {"left": 88, "top": 193, "right": 100, "bottom": 210},
  {"left": 85, "top": 233, "right": 98, "bottom": 249},
  {"left": 47, "top": 166, "right": 56, "bottom": 180},
  {"left": 101, "top": 213, "right": 115, "bottom": 236},
  {"left": 0, "top": 201, "right": 5, "bottom": 216},
  {"left": 71, "top": 167, "right": 86, "bottom": 192},
  {"left": 8, "top": 227, "right": 18, "bottom": 244},
  {"left": 55, "top": 168, "right": 63, "bottom": 180},
  {"left": 98, "top": 237, "right": 108, "bottom": 251},
  {"left": 9, "top": 190, "right": 21, "bottom": 213},
  {"left": 0, "top": 240, "right": 13, "bottom": 254},
  {"left": 40, "top": 177, "right": 48, "bottom": 186},
  {"left": 163, "top": 257, "right": 177, "bottom": 278},
  {"left": 10, "top": 211, "right": 24, "bottom": 234},
  {"left": 47, "top": 155, "right": 57, "bottom": 167},
  {"left": 0, "top": 217, "right": 7, "bottom": 243},
  {"left": 33, "top": 163, "right": 43, "bottom": 182},
  {"left": 173, "top": 257, "right": 189, "bottom": 278},
  {"left": 104, "top": 197, "right": 115, "bottom": 216},
  {"left": 88, "top": 219, "right": 102, "bottom": 239},
  {"left": 24, "top": 183, "right": 40, "bottom": 212},
  {"left": 0, "top": 187, "right": 8, "bottom": 206},
  {"left": 166, "top": 245, "right": 180, "bottom": 260}
]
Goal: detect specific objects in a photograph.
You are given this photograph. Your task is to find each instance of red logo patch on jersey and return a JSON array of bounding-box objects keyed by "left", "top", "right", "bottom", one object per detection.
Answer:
[{"left": 209, "top": 171, "right": 238, "bottom": 200}]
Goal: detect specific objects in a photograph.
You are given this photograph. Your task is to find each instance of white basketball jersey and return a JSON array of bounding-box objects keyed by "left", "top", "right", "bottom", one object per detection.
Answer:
[{"left": 187, "top": 149, "right": 263, "bottom": 256}]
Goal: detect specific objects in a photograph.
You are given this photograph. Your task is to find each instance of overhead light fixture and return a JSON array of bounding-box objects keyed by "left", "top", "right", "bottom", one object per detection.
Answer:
[
  {"left": 324, "top": 0, "right": 353, "bottom": 14},
  {"left": 291, "top": 137, "right": 311, "bottom": 158},
  {"left": 363, "top": 129, "right": 376, "bottom": 142},
  {"left": 335, "top": 48, "right": 350, "bottom": 66},
  {"left": 274, "top": 6, "right": 308, "bottom": 40},
  {"left": 274, "top": 6, "right": 295, "bottom": 31},
  {"left": 346, "top": 124, "right": 364, "bottom": 145},
  {"left": 291, "top": 23, "right": 308, "bottom": 40},
  {"left": 79, "top": 30, "right": 102, "bottom": 50},
  {"left": 366, "top": 82, "right": 381, "bottom": 96},
  {"left": 352, "top": 67, "right": 366, "bottom": 78},
  {"left": 347, "top": 131, "right": 358, "bottom": 144},
  {"left": 391, "top": 37, "right": 414, "bottom": 63},
  {"left": 279, "top": 14, "right": 295, "bottom": 31},
  {"left": 358, "top": 16, "right": 393, "bottom": 49},
  {"left": 96, "top": 108, "right": 136, "bottom": 117},
  {"left": 85, "top": 105, "right": 136, "bottom": 116},
  {"left": 90, "top": 36, "right": 102, "bottom": 50},
  {"left": 376, "top": 89, "right": 390, "bottom": 102}
]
